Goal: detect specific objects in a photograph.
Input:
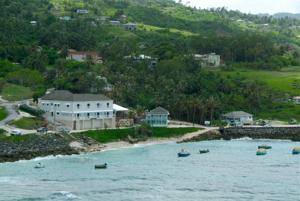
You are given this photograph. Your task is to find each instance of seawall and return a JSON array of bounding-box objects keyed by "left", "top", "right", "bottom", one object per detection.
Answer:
[{"left": 220, "top": 126, "right": 300, "bottom": 141}]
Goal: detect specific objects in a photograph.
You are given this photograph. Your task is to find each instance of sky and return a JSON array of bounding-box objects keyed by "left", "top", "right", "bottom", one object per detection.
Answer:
[{"left": 178, "top": 0, "right": 300, "bottom": 14}]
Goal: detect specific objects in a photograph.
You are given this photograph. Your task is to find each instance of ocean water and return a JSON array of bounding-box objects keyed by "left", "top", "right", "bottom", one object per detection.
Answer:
[{"left": 0, "top": 139, "right": 299, "bottom": 201}]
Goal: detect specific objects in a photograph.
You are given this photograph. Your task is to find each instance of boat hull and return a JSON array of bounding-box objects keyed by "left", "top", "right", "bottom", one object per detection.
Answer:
[
  {"left": 178, "top": 153, "right": 190, "bottom": 157},
  {"left": 95, "top": 164, "right": 107, "bottom": 169}
]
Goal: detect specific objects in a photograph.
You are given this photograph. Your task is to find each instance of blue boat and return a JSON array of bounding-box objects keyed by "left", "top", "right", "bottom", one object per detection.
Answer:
[{"left": 178, "top": 149, "right": 190, "bottom": 157}]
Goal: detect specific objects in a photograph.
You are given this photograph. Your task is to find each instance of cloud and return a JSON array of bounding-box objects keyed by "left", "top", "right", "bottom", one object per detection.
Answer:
[{"left": 180, "top": 0, "right": 300, "bottom": 14}]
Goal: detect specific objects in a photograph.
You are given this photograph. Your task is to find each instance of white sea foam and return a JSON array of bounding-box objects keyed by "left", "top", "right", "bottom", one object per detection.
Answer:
[{"left": 56, "top": 191, "right": 79, "bottom": 199}]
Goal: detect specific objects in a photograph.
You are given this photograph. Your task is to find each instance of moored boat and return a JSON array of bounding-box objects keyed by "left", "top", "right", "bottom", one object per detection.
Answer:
[
  {"left": 178, "top": 149, "right": 190, "bottom": 157},
  {"left": 292, "top": 147, "right": 300, "bottom": 155},
  {"left": 199, "top": 149, "right": 209, "bottom": 154},
  {"left": 34, "top": 163, "right": 45, "bottom": 169},
  {"left": 258, "top": 145, "right": 272, "bottom": 149},
  {"left": 95, "top": 163, "right": 107, "bottom": 169},
  {"left": 256, "top": 148, "right": 267, "bottom": 156}
]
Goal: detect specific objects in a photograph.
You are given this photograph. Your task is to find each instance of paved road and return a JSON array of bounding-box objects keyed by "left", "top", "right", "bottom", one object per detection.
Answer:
[{"left": 0, "top": 102, "right": 19, "bottom": 126}]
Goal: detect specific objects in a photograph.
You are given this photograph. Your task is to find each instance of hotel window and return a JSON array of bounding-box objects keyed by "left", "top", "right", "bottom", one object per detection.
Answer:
[
  {"left": 87, "top": 103, "right": 90, "bottom": 108},
  {"left": 77, "top": 114, "right": 80, "bottom": 118},
  {"left": 87, "top": 113, "right": 90, "bottom": 118},
  {"left": 97, "top": 103, "right": 100, "bottom": 108},
  {"left": 77, "top": 104, "right": 80, "bottom": 109},
  {"left": 66, "top": 104, "right": 70, "bottom": 108},
  {"left": 56, "top": 112, "right": 60, "bottom": 115},
  {"left": 97, "top": 112, "right": 100, "bottom": 117},
  {"left": 107, "top": 102, "right": 110, "bottom": 108},
  {"left": 106, "top": 112, "right": 109, "bottom": 117}
]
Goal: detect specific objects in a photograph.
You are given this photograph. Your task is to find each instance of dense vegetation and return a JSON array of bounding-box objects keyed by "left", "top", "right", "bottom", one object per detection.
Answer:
[
  {"left": 78, "top": 127, "right": 200, "bottom": 143},
  {"left": 1, "top": 0, "right": 300, "bottom": 122},
  {"left": 0, "top": 106, "right": 8, "bottom": 121}
]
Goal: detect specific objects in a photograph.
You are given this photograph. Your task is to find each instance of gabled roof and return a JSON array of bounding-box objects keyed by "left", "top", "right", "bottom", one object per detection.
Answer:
[
  {"left": 223, "top": 111, "right": 252, "bottom": 118},
  {"left": 41, "top": 90, "right": 111, "bottom": 101},
  {"left": 148, "top": 106, "right": 169, "bottom": 115}
]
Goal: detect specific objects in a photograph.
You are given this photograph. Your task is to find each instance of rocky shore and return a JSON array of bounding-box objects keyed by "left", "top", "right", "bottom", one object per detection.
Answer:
[
  {"left": 0, "top": 134, "right": 80, "bottom": 163},
  {"left": 2, "top": 126, "right": 300, "bottom": 163}
]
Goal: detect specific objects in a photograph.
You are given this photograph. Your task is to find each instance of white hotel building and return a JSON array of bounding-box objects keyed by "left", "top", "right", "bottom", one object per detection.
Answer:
[{"left": 39, "top": 90, "right": 119, "bottom": 130}]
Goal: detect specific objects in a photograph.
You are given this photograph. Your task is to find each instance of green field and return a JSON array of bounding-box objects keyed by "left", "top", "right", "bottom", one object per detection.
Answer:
[
  {"left": 11, "top": 117, "right": 45, "bottom": 130},
  {"left": 78, "top": 127, "right": 200, "bottom": 143},
  {"left": 1, "top": 84, "right": 33, "bottom": 101},
  {"left": 0, "top": 106, "right": 8, "bottom": 121},
  {"left": 221, "top": 67, "right": 300, "bottom": 95},
  {"left": 220, "top": 67, "right": 300, "bottom": 121}
]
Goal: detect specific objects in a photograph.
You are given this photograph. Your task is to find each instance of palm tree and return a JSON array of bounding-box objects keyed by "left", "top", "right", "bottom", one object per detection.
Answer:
[{"left": 206, "top": 96, "right": 219, "bottom": 121}]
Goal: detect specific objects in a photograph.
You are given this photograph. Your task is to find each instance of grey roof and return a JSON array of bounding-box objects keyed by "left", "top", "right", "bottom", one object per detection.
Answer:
[
  {"left": 41, "top": 90, "right": 111, "bottom": 101},
  {"left": 223, "top": 111, "right": 252, "bottom": 118},
  {"left": 148, "top": 106, "right": 169, "bottom": 115}
]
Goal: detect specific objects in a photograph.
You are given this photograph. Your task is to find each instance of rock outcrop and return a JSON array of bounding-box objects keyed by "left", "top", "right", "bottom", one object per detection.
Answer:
[{"left": 0, "top": 134, "right": 79, "bottom": 163}]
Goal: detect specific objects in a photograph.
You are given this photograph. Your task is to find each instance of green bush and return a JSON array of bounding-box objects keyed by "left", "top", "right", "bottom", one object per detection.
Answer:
[{"left": 19, "top": 104, "right": 44, "bottom": 117}]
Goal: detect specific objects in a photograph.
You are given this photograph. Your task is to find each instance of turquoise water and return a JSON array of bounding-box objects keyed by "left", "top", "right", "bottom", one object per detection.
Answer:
[{"left": 0, "top": 139, "right": 299, "bottom": 201}]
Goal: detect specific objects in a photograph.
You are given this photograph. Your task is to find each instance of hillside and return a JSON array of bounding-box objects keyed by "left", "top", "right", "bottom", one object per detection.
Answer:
[
  {"left": 1, "top": 0, "right": 300, "bottom": 123},
  {"left": 273, "top": 12, "right": 300, "bottom": 20}
]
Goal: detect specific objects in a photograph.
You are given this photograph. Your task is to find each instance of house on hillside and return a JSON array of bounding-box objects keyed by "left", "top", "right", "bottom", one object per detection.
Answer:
[
  {"left": 39, "top": 90, "right": 123, "bottom": 130},
  {"left": 145, "top": 107, "right": 170, "bottom": 127},
  {"left": 293, "top": 96, "right": 300, "bottom": 104},
  {"left": 76, "top": 9, "right": 89, "bottom": 14},
  {"left": 59, "top": 16, "right": 71, "bottom": 21},
  {"left": 67, "top": 49, "right": 102, "bottom": 64},
  {"left": 123, "top": 23, "right": 137, "bottom": 31},
  {"left": 110, "top": 20, "right": 121, "bottom": 26},
  {"left": 30, "top": 21, "right": 37, "bottom": 26},
  {"left": 222, "top": 111, "right": 253, "bottom": 126},
  {"left": 194, "top": 53, "right": 221, "bottom": 67}
]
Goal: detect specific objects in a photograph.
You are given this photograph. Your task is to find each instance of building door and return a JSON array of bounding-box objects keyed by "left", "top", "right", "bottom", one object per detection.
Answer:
[{"left": 73, "top": 121, "right": 76, "bottom": 130}]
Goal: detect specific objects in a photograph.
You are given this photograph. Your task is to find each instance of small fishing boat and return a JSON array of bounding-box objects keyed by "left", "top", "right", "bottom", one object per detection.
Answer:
[
  {"left": 199, "top": 149, "right": 210, "bottom": 154},
  {"left": 34, "top": 163, "right": 45, "bottom": 169},
  {"left": 178, "top": 149, "right": 190, "bottom": 157},
  {"left": 292, "top": 147, "right": 300, "bottom": 155},
  {"left": 95, "top": 163, "right": 107, "bottom": 169},
  {"left": 256, "top": 148, "right": 267, "bottom": 156},
  {"left": 258, "top": 145, "right": 272, "bottom": 149}
]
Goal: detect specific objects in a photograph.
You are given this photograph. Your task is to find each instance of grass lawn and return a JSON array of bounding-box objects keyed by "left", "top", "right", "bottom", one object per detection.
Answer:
[
  {"left": 0, "top": 106, "right": 8, "bottom": 121},
  {"left": 221, "top": 67, "right": 300, "bottom": 95},
  {"left": 11, "top": 117, "right": 45, "bottom": 130},
  {"left": 1, "top": 83, "right": 33, "bottom": 101},
  {"left": 257, "top": 102, "right": 300, "bottom": 122},
  {"left": 0, "top": 134, "right": 36, "bottom": 143},
  {"left": 78, "top": 127, "right": 200, "bottom": 143}
]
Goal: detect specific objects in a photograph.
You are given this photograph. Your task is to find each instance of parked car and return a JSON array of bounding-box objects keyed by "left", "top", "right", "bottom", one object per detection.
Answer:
[
  {"left": 37, "top": 127, "right": 48, "bottom": 133},
  {"left": 11, "top": 130, "right": 22, "bottom": 136}
]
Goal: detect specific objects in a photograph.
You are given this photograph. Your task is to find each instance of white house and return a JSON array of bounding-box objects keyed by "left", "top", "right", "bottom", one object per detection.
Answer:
[
  {"left": 293, "top": 96, "right": 300, "bottom": 104},
  {"left": 194, "top": 53, "right": 221, "bottom": 67},
  {"left": 39, "top": 90, "right": 116, "bottom": 130},
  {"left": 222, "top": 111, "right": 253, "bottom": 126}
]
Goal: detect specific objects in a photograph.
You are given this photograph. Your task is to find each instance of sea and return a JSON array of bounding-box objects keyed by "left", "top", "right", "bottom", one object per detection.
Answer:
[{"left": 0, "top": 139, "right": 299, "bottom": 201}]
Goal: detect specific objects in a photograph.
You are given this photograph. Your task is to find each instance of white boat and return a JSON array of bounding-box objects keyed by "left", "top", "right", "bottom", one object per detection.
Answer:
[{"left": 34, "top": 163, "right": 45, "bottom": 169}]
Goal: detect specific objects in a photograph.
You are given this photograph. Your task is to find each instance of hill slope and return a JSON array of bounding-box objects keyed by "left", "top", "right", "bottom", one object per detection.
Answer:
[{"left": 0, "top": 0, "right": 300, "bottom": 123}]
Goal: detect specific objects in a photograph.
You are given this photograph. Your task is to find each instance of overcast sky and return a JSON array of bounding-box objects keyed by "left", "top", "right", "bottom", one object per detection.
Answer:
[{"left": 178, "top": 0, "right": 300, "bottom": 14}]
